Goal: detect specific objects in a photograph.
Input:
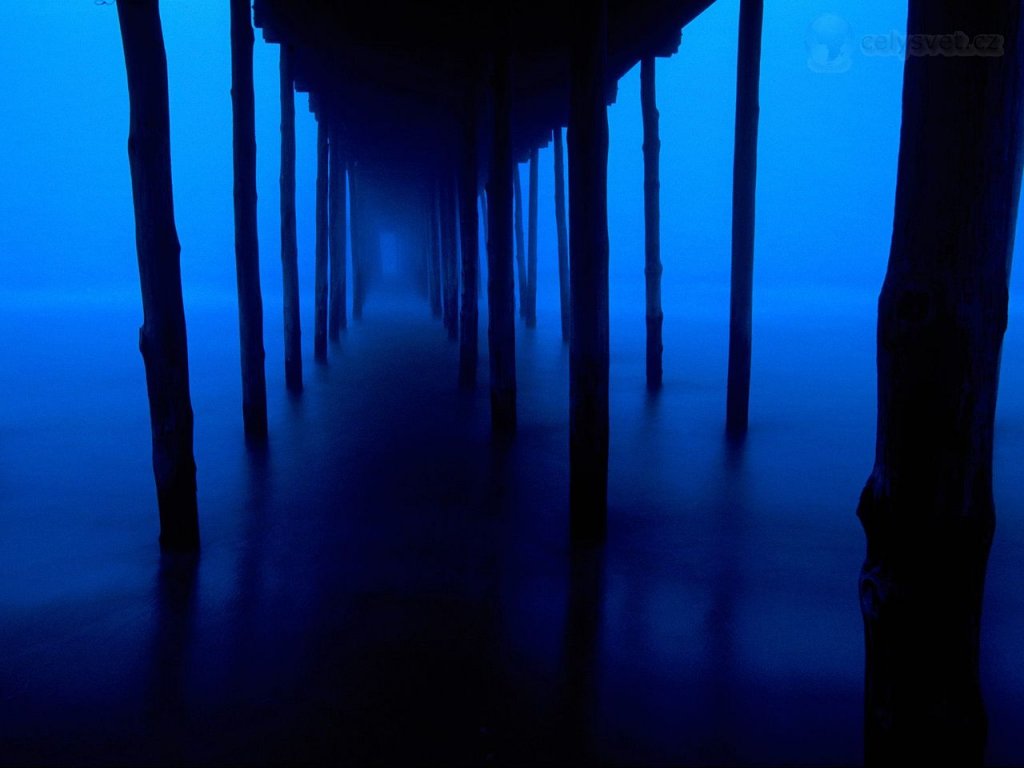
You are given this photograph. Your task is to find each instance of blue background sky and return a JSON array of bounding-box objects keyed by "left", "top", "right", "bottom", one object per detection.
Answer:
[{"left": 0, "top": 1, "right": 1020, "bottom": 312}]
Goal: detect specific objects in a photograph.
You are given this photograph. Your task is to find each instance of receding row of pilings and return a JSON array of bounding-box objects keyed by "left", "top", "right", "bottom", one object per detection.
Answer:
[
  {"left": 116, "top": 0, "right": 768, "bottom": 549},
  {"left": 116, "top": 0, "right": 1024, "bottom": 762}
]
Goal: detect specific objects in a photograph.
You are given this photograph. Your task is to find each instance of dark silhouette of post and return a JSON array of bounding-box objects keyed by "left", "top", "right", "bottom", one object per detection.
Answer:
[
  {"left": 487, "top": 45, "right": 516, "bottom": 435},
  {"left": 350, "top": 162, "right": 366, "bottom": 321},
  {"left": 428, "top": 183, "right": 442, "bottom": 318},
  {"left": 513, "top": 163, "right": 527, "bottom": 319},
  {"left": 858, "top": 3, "right": 1024, "bottom": 765},
  {"left": 525, "top": 147, "right": 539, "bottom": 328},
  {"left": 554, "top": 127, "right": 570, "bottom": 343},
  {"left": 116, "top": 0, "right": 199, "bottom": 550},
  {"left": 229, "top": 0, "right": 268, "bottom": 440},
  {"left": 280, "top": 45, "right": 302, "bottom": 392},
  {"left": 458, "top": 97, "right": 480, "bottom": 389},
  {"left": 313, "top": 118, "right": 329, "bottom": 362},
  {"left": 725, "top": 0, "right": 763, "bottom": 436},
  {"left": 641, "top": 56, "right": 663, "bottom": 391},
  {"left": 441, "top": 171, "right": 459, "bottom": 340},
  {"left": 328, "top": 122, "right": 347, "bottom": 339},
  {"left": 568, "top": 0, "right": 609, "bottom": 541}
]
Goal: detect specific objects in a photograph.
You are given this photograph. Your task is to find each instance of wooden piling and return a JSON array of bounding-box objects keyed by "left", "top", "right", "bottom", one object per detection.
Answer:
[
  {"left": 568, "top": 0, "right": 610, "bottom": 540},
  {"left": 328, "top": 121, "right": 347, "bottom": 339},
  {"left": 441, "top": 170, "right": 460, "bottom": 340},
  {"left": 116, "top": 0, "right": 199, "bottom": 550},
  {"left": 725, "top": 0, "right": 763, "bottom": 436},
  {"left": 458, "top": 98, "right": 480, "bottom": 389},
  {"left": 525, "top": 147, "right": 539, "bottom": 328},
  {"left": 513, "top": 162, "right": 527, "bottom": 319},
  {"left": 229, "top": 0, "right": 268, "bottom": 439},
  {"left": 858, "top": 3, "right": 1024, "bottom": 764},
  {"left": 313, "top": 118, "right": 329, "bottom": 362},
  {"left": 428, "top": 181, "right": 442, "bottom": 318},
  {"left": 641, "top": 56, "right": 663, "bottom": 391},
  {"left": 487, "top": 47, "right": 517, "bottom": 435},
  {"left": 279, "top": 45, "right": 302, "bottom": 392},
  {"left": 554, "top": 127, "right": 570, "bottom": 344}
]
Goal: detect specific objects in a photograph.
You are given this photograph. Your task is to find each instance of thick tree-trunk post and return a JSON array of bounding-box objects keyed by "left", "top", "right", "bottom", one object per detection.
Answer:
[
  {"left": 441, "top": 170, "right": 460, "bottom": 340},
  {"left": 568, "top": 0, "right": 610, "bottom": 541},
  {"left": 116, "top": 0, "right": 199, "bottom": 550},
  {"left": 313, "top": 118, "right": 329, "bottom": 362},
  {"left": 487, "top": 46, "right": 516, "bottom": 435},
  {"left": 458, "top": 98, "right": 480, "bottom": 389},
  {"left": 525, "top": 147, "right": 539, "bottom": 328},
  {"left": 641, "top": 56, "right": 663, "bottom": 391},
  {"left": 279, "top": 45, "right": 302, "bottom": 392},
  {"left": 229, "top": 0, "right": 268, "bottom": 440},
  {"left": 328, "top": 121, "right": 347, "bottom": 339},
  {"left": 479, "top": 189, "right": 489, "bottom": 245},
  {"left": 858, "top": 4, "right": 1024, "bottom": 765},
  {"left": 513, "top": 162, "right": 528, "bottom": 318},
  {"left": 725, "top": 0, "right": 763, "bottom": 437},
  {"left": 427, "top": 183, "right": 443, "bottom": 318},
  {"left": 554, "top": 127, "right": 570, "bottom": 343}
]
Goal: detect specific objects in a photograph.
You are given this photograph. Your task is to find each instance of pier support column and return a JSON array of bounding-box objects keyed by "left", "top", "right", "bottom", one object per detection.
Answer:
[
  {"left": 513, "top": 162, "right": 527, "bottom": 319},
  {"left": 858, "top": 3, "right": 1024, "bottom": 764},
  {"left": 459, "top": 100, "right": 480, "bottom": 389},
  {"left": 554, "top": 127, "right": 570, "bottom": 343},
  {"left": 487, "top": 47, "right": 517, "bottom": 435},
  {"left": 428, "top": 182, "right": 442, "bottom": 318},
  {"left": 725, "top": 0, "right": 763, "bottom": 436},
  {"left": 229, "top": 0, "right": 268, "bottom": 439},
  {"left": 313, "top": 118, "right": 329, "bottom": 362},
  {"left": 441, "top": 170, "right": 460, "bottom": 340},
  {"left": 641, "top": 56, "right": 663, "bottom": 391},
  {"left": 279, "top": 45, "right": 302, "bottom": 392},
  {"left": 525, "top": 147, "right": 539, "bottom": 328},
  {"left": 116, "top": 0, "right": 199, "bottom": 550},
  {"left": 328, "top": 121, "right": 347, "bottom": 339},
  {"left": 568, "top": 0, "right": 609, "bottom": 540}
]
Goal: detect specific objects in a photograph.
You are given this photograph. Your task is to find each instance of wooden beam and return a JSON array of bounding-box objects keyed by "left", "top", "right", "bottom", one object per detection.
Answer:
[
  {"left": 641, "top": 56, "right": 663, "bottom": 391},
  {"left": 525, "top": 147, "right": 539, "bottom": 328},
  {"left": 513, "top": 162, "right": 527, "bottom": 319},
  {"left": 458, "top": 94, "right": 480, "bottom": 389}
]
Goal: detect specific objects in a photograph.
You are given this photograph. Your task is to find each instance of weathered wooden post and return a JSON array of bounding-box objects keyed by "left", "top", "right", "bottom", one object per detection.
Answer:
[
  {"left": 568, "top": 0, "right": 609, "bottom": 540},
  {"left": 229, "top": 0, "right": 268, "bottom": 439},
  {"left": 328, "top": 120, "right": 347, "bottom": 339},
  {"left": 858, "top": 3, "right": 1024, "bottom": 765},
  {"left": 458, "top": 94, "right": 480, "bottom": 389},
  {"left": 554, "top": 127, "right": 570, "bottom": 343},
  {"left": 441, "top": 170, "right": 460, "bottom": 339},
  {"left": 313, "top": 118, "right": 329, "bottom": 362},
  {"left": 428, "top": 181, "right": 443, "bottom": 318},
  {"left": 525, "top": 147, "right": 539, "bottom": 328},
  {"left": 350, "top": 161, "right": 366, "bottom": 321},
  {"left": 116, "top": 0, "right": 199, "bottom": 550},
  {"left": 641, "top": 56, "right": 663, "bottom": 391},
  {"left": 280, "top": 45, "right": 302, "bottom": 392},
  {"left": 513, "top": 162, "right": 528, "bottom": 319},
  {"left": 725, "top": 0, "right": 763, "bottom": 436},
  {"left": 487, "top": 46, "right": 516, "bottom": 435}
]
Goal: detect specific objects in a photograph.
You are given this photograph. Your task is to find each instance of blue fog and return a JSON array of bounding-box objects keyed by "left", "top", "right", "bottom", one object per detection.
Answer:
[{"left": 2, "top": 1, "right": 1024, "bottom": 765}]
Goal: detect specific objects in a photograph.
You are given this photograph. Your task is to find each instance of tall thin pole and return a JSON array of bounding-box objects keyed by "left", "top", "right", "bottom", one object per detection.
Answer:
[
  {"left": 280, "top": 45, "right": 302, "bottom": 392},
  {"left": 641, "top": 56, "right": 663, "bottom": 391},
  {"left": 554, "top": 127, "right": 570, "bottom": 343},
  {"left": 725, "top": 0, "right": 763, "bottom": 436},
  {"left": 526, "top": 147, "right": 539, "bottom": 328},
  {"left": 313, "top": 118, "right": 329, "bottom": 362},
  {"left": 328, "top": 121, "right": 347, "bottom": 339},
  {"left": 230, "top": 0, "right": 268, "bottom": 439}
]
